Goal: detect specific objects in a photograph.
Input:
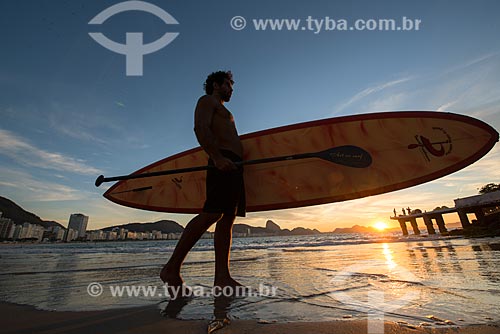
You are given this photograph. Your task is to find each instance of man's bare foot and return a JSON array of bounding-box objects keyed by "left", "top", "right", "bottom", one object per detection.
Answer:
[
  {"left": 161, "top": 263, "right": 192, "bottom": 299},
  {"left": 160, "top": 263, "right": 183, "bottom": 287},
  {"left": 214, "top": 276, "right": 243, "bottom": 289}
]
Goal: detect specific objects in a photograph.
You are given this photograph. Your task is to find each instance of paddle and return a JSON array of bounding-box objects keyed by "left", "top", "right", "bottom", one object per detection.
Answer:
[{"left": 94, "top": 145, "right": 372, "bottom": 187}]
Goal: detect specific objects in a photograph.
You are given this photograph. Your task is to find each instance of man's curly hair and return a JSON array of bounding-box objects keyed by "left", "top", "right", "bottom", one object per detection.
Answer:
[{"left": 204, "top": 71, "right": 234, "bottom": 95}]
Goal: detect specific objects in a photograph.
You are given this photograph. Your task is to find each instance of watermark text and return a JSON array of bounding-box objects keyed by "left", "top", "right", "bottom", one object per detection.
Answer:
[
  {"left": 231, "top": 16, "right": 422, "bottom": 33},
  {"left": 87, "top": 282, "right": 277, "bottom": 299}
]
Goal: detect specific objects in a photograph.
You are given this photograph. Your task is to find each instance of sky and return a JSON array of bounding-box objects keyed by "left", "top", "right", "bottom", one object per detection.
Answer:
[{"left": 1, "top": 0, "right": 500, "bottom": 232}]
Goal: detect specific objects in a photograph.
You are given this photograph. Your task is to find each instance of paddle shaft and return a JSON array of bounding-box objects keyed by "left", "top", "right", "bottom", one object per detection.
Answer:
[
  {"left": 95, "top": 151, "right": 317, "bottom": 187},
  {"left": 95, "top": 145, "right": 373, "bottom": 187}
]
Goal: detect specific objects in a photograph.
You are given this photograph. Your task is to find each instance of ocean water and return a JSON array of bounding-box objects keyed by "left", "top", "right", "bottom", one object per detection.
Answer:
[{"left": 0, "top": 233, "right": 499, "bottom": 327}]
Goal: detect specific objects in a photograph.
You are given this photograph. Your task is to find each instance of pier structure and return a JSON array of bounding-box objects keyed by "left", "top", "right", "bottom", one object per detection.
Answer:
[{"left": 391, "top": 191, "right": 500, "bottom": 236}]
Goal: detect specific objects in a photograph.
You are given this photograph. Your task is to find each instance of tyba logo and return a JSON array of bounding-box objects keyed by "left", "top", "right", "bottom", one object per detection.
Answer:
[
  {"left": 88, "top": 1, "right": 179, "bottom": 76},
  {"left": 408, "top": 127, "right": 452, "bottom": 162}
]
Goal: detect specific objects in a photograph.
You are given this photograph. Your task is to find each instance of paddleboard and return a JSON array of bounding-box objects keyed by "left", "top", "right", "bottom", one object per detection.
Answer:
[{"left": 103, "top": 111, "right": 498, "bottom": 213}]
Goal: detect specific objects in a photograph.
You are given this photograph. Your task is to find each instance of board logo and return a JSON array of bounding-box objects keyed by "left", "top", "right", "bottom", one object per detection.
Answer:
[
  {"left": 408, "top": 127, "right": 452, "bottom": 162},
  {"left": 171, "top": 176, "right": 183, "bottom": 189}
]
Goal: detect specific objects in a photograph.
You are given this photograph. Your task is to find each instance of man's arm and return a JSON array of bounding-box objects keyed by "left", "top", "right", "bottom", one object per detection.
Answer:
[{"left": 194, "top": 96, "right": 235, "bottom": 171}]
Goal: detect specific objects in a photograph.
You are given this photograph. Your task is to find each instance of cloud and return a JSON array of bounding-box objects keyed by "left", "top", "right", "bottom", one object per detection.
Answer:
[
  {"left": 367, "top": 92, "right": 410, "bottom": 112},
  {"left": 440, "top": 51, "right": 500, "bottom": 77},
  {"left": 334, "top": 77, "right": 413, "bottom": 114},
  {"left": 0, "top": 129, "right": 101, "bottom": 175},
  {"left": 46, "top": 102, "right": 151, "bottom": 150},
  {"left": 333, "top": 51, "right": 500, "bottom": 117},
  {"left": 0, "top": 168, "right": 87, "bottom": 201},
  {"left": 47, "top": 103, "right": 109, "bottom": 145},
  {"left": 437, "top": 100, "right": 460, "bottom": 112}
]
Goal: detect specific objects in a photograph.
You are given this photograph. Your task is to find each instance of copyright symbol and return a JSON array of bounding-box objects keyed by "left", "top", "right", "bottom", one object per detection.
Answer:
[
  {"left": 230, "top": 16, "right": 246, "bottom": 30},
  {"left": 87, "top": 282, "right": 104, "bottom": 297}
]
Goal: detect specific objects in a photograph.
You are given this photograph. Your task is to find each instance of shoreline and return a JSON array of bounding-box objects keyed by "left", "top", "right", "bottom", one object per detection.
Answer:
[
  {"left": 2, "top": 302, "right": 499, "bottom": 334},
  {"left": 0, "top": 232, "right": 469, "bottom": 247}
]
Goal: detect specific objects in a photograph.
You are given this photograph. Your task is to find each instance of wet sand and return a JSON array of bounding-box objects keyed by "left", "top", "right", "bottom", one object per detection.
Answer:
[
  {"left": 1, "top": 237, "right": 500, "bottom": 329},
  {"left": 2, "top": 302, "right": 499, "bottom": 334}
]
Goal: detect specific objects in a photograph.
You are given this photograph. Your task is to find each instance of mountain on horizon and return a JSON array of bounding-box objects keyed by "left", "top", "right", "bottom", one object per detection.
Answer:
[
  {"left": 233, "top": 220, "right": 321, "bottom": 236},
  {"left": 0, "top": 196, "right": 63, "bottom": 229},
  {"left": 102, "top": 220, "right": 184, "bottom": 234}
]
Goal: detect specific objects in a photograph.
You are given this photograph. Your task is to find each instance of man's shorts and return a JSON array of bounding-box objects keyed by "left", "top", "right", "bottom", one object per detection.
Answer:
[{"left": 203, "top": 150, "right": 246, "bottom": 217}]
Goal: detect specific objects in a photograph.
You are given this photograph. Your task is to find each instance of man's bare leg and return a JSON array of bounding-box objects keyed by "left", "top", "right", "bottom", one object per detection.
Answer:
[
  {"left": 160, "top": 213, "right": 222, "bottom": 286},
  {"left": 214, "top": 214, "right": 242, "bottom": 288}
]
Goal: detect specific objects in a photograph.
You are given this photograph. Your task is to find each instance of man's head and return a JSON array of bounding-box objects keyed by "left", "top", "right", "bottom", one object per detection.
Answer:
[{"left": 204, "top": 71, "right": 234, "bottom": 102}]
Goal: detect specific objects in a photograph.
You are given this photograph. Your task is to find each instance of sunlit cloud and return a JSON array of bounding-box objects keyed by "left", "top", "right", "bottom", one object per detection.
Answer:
[
  {"left": 47, "top": 103, "right": 110, "bottom": 145},
  {"left": 47, "top": 102, "right": 150, "bottom": 150},
  {"left": 0, "top": 129, "right": 101, "bottom": 175},
  {"left": 333, "top": 52, "right": 500, "bottom": 116},
  {"left": 334, "top": 77, "right": 413, "bottom": 114},
  {"left": 0, "top": 168, "right": 87, "bottom": 201},
  {"left": 440, "top": 51, "right": 500, "bottom": 77}
]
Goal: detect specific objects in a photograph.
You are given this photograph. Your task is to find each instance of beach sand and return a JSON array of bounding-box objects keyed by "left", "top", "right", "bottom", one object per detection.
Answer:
[{"left": 2, "top": 302, "right": 499, "bottom": 334}]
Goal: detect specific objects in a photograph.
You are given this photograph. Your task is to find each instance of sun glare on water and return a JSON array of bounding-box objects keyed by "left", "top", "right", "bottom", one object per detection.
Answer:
[{"left": 374, "top": 221, "right": 388, "bottom": 231}]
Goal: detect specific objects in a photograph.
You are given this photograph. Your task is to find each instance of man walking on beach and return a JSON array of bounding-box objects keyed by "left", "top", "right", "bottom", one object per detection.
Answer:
[{"left": 160, "top": 71, "right": 245, "bottom": 290}]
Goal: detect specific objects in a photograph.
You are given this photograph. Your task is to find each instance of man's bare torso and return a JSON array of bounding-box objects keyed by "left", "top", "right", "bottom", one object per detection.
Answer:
[
  {"left": 210, "top": 102, "right": 243, "bottom": 158},
  {"left": 194, "top": 95, "right": 243, "bottom": 160}
]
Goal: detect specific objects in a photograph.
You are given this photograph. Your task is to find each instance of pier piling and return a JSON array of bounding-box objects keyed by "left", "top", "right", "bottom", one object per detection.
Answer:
[{"left": 390, "top": 191, "right": 500, "bottom": 235}]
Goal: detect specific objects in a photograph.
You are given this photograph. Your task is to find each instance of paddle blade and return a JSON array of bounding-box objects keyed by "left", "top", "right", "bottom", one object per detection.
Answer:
[
  {"left": 318, "top": 146, "right": 372, "bottom": 168},
  {"left": 95, "top": 175, "right": 105, "bottom": 187}
]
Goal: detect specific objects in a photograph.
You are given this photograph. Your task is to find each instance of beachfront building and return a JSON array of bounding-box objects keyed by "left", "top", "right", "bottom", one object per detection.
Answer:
[
  {"left": 166, "top": 233, "right": 180, "bottom": 240},
  {"left": 126, "top": 231, "right": 137, "bottom": 240},
  {"left": 46, "top": 226, "right": 66, "bottom": 241},
  {"left": 65, "top": 228, "right": 79, "bottom": 241},
  {"left": 31, "top": 225, "right": 45, "bottom": 241},
  {"left": 105, "top": 231, "right": 118, "bottom": 240},
  {"left": 111, "top": 227, "right": 128, "bottom": 240},
  {"left": 11, "top": 225, "right": 22, "bottom": 240},
  {"left": 1, "top": 221, "right": 49, "bottom": 241},
  {"left": 68, "top": 213, "right": 89, "bottom": 239},
  {"left": 17, "top": 223, "right": 45, "bottom": 241},
  {"left": 39, "top": 226, "right": 66, "bottom": 242},
  {"left": 4, "top": 223, "right": 45, "bottom": 241},
  {"left": 87, "top": 230, "right": 105, "bottom": 241},
  {"left": 19, "top": 222, "right": 34, "bottom": 239},
  {"left": 7, "top": 224, "right": 15, "bottom": 239},
  {"left": 152, "top": 230, "right": 162, "bottom": 239},
  {"left": 119, "top": 228, "right": 127, "bottom": 240},
  {"left": 0, "top": 215, "right": 14, "bottom": 239}
]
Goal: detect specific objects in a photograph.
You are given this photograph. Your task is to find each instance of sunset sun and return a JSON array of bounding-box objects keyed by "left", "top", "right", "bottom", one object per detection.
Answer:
[{"left": 373, "top": 221, "right": 388, "bottom": 231}]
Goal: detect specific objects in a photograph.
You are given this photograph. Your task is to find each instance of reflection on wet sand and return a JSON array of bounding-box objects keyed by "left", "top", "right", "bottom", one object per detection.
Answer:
[
  {"left": 407, "top": 241, "right": 464, "bottom": 275},
  {"left": 471, "top": 243, "right": 500, "bottom": 284},
  {"left": 405, "top": 239, "right": 499, "bottom": 285},
  {"left": 161, "top": 296, "right": 192, "bottom": 319},
  {"left": 161, "top": 294, "right": 235, "bottom": 333}
]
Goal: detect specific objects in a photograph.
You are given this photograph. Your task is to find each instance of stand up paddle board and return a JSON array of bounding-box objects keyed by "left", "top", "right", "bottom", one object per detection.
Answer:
[{"left": 101, "top": 111, "right": 498, "bottom": 213}]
